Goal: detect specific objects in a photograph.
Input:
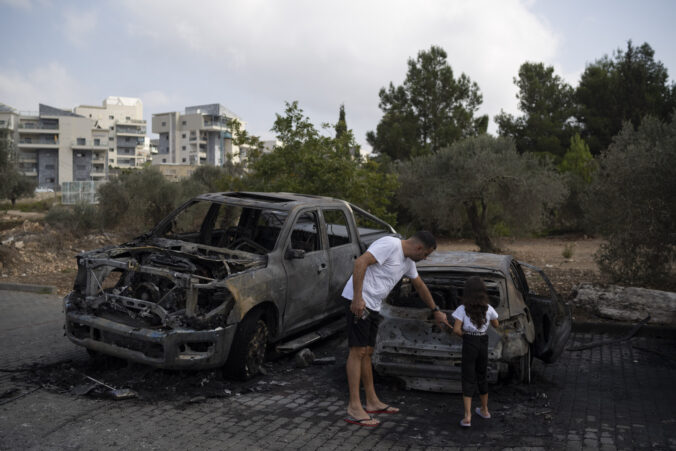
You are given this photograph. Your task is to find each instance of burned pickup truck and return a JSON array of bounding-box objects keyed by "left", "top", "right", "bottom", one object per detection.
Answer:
[
  {"left": 64, "top": 192, "right": 396, "bottom": 379},
  {"left": 373, "top": 251, "right": 571, "bottom": 392}
]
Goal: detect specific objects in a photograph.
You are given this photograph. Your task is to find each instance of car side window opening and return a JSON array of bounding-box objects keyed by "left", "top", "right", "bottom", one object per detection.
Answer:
[
  {"left": 510, "top": 262, "right": 528, "bottom": 298},
  {"left": 351, "top": 205, "right": 389, "bottom": 237},
  {"left": 164, "top": 201, "right": 211, "bottom": 240},
  {"left": 290, "top": 211, "right": 320, "bottom": 253},
  {"left": 520, "top": 264, "right": 554, "bottom": 299},
  {"left": 323, "top": 209, "right": 352, "bottom": 247}
]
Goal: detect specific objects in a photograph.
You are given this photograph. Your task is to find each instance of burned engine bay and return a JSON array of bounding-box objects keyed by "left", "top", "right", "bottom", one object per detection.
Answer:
[{"left": 66, "top": 238, "right": 266, "bottom": 331}]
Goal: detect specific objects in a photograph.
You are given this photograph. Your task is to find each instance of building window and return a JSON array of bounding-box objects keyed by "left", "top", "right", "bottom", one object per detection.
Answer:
[
  {"left": 182, "top": 158, "right": 186, "bottom": 162},
  {"left": 110, "top": 126, "right": 114, "bottom": 130},
  {"left": 161, "top": 121, "right": 166, "bottom": 126},
  {"left": 109, "top": 136, "right": 114, "bottom": 141},
  {"left": 182, "top": 133, "right": 186, "bottom": 138},
  {"left": 162, "top": 159, "right": 166, "bottom": 163},
  {"left": 182, "top": 121, "right": 186, "bottom": 125},
  {"left": 94, "top": 139, "right": 100, "bottom": 145},
  {"left": 126, "top": 116, "right": 130, "bottom": 120},
  {"left": 77, "top": 165, "right": 86, "bottom": 171},
  {"left": 182, "top": 146, "right": 186, "bottom": 150},
  {"left": 110, "top": 159, "right": 115, "bottom": 164},
  {"left": 109, "top": 115, "right": 114, "bottom": 120},
  {"left": 45, "top": 164, "right": 55, "bottom": 170},
  {"left": 77, "top": 138, "right": 85, "bottom": 145}
]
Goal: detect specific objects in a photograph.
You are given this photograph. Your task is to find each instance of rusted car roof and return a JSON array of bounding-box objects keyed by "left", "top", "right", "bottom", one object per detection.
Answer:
[
  {"left": 195, "top": 192, "right": 351, "bottom": 210},
  {"left": 417, "top": 251, "right": 512, "bottom": 275}
]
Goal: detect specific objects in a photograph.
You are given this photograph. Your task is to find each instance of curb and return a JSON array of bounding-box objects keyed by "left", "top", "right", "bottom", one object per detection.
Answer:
[
  {"left": 573, "top": 320, "right": 676, "bottom": 338},
  {"left": 0, "top": 282, "right": 57, "bottom": 295}
]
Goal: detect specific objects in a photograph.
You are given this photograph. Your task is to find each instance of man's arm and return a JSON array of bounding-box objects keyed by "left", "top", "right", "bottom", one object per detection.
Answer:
[
  {"left": 410, "top": 276, "right": 451, "bottom": 327},
  {"left": 350, "top": 251, "right": 378, "bottom": 316}
]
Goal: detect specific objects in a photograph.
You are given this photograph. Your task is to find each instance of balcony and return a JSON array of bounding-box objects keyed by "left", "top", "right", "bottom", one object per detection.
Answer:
[
  {"left": 116, "top": 127, "right": 145, "bottom": 136},
  {"left": 18, "top": 138, "right": 59, "bottom": 149},
  {"left": 18, "top": 123, "right": 59, "bottom": 133},
  {"left": 117, "top": 119, "right": 146, "bottom": 125}
]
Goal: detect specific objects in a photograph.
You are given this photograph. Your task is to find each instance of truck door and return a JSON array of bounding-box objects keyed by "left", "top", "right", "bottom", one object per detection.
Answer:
[
  {"left": 281, "top": 209, "right": 330, "bottom": 334},
  {"left": 322, "top": 208, "right": 360, "bottom": 315}
]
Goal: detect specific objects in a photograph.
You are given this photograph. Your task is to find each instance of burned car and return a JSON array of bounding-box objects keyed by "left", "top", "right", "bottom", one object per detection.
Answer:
[
  {"left": 372, "top": 251, "right": 572, "bottom": 392},
  {"left": 64, "top": 192, "right": 396, "bottom": 379}
]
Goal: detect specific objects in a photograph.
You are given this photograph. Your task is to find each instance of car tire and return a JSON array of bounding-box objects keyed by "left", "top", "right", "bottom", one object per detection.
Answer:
[
  {"left": 513, "top": 345, "right": 532, "bottom": 384},
  {"left": 224, "top": 310, "right": 269, "bottom": 380}
]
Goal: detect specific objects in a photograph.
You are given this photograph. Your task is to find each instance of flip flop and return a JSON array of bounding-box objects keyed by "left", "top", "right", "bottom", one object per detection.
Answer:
[
  {"left": 459, "top": 419, "right": 471, "bottom": 427},
  {"left": 365, "top": 405, "right": 399, "bottom": 414},
  {"left": 344, "top": 416, "right": 380, "bottom": 427},
  {"left": 475, "top": 407, "right": 491, "bottom": 419}
]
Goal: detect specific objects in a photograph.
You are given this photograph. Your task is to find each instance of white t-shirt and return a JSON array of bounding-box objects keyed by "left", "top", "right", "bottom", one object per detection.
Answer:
[
  {"left": 342, "top": 236, "right": 418, "bottom": 312},
  {"left": 452, "top": 304, "right": 499, "bottom": 333}
]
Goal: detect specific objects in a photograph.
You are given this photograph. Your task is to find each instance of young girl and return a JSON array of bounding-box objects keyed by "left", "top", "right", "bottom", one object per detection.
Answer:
[{"left": 452, "top": 276, "right": 499, "bottom": 427}]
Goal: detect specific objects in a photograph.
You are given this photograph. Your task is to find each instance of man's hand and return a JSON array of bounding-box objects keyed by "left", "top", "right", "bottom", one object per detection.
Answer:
[
  {"left": 433, "top": 310, "right": 451, "bottom": 328},
  {"left": 350, "top": 296, "right": 366, "bottom": 317}
]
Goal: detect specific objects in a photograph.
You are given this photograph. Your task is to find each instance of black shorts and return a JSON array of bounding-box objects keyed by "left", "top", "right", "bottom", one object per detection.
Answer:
[{"left": 344, "top": 298, "right": 381, "bottom": 348}]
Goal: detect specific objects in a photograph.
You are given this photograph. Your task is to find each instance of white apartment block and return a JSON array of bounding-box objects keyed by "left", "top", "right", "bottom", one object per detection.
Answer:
[
  {"left": 14, "top": 104, "right": 109, "bottom": 189},
  {"left": 75, "top": 97, "right": 147, "bottom": 169},
  {"left": 2, "top": 97, "right": 147, "bottom": 190},
  {"left": 152, "top": 104, "right": 244, "bottom": 166}
]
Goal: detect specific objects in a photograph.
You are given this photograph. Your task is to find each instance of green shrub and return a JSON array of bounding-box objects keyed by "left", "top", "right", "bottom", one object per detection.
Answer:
[
  {"left": 45, "top": 202, "right": 99, "bottom": 234},
  {"left": 585, "top": 116, "right": 676, "bottom": 287}
]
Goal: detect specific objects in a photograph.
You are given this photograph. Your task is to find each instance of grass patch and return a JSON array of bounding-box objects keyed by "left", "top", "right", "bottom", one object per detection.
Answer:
[{"left": 0, "top": 198, "right": 57, "bottom": 212}]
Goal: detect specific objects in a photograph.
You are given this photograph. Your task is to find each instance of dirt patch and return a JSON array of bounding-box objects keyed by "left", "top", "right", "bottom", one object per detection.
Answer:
[{"left": 437, "top": 235, "right": 605, "bottom": 300}]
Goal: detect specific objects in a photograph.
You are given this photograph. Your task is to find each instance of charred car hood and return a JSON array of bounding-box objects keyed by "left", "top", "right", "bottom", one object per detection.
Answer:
[{"left": 66, "top": 237, "right": 267, "bottom": 330}]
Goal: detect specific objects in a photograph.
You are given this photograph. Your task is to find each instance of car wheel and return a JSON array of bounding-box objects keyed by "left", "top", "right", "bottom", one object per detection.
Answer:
[
  {"left": 224, "top": 311, "right": 269, "bottom": 380},
  {"left": 513, "top": 345, "right": 532, "bottom": 384}
]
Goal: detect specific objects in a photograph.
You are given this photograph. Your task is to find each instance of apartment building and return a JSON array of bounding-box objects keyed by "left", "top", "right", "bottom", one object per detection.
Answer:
[
  {"left": 74, "top": 97, "right": 147, "bottom": 169},
  {"left": 152, "top": 104, "right": 244, "bottom": 166},
  {"left": 14, "top": 104, "right": 109, "bottom": 190},
  {"left": 0, "top": 103, "right": 19, "bottom": 142}
]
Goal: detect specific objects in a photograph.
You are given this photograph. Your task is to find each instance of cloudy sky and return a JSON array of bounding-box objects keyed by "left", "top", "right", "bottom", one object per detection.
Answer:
[{"left": 1, "top": 0, "right": 674, "bottom": 150}]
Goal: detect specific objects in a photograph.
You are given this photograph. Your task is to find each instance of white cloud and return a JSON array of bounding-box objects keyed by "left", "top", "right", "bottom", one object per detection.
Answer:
[
  {"left": 122, "top": 0, "right": 559, "bottom": 141},
  {"left": 62, "top": 8, "right": 98, "bottom": 47},
  {"left": 0, "top": 62, "right": 85, "bottom": 112}
]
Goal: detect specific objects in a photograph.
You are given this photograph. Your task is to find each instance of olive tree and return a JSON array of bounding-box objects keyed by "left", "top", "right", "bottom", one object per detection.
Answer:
[
  {"left": 397, "top": 135, "right": 567, "bottom": 252},
  {"left": 585, "top": 115, "right": 676, "bottom": 287}
]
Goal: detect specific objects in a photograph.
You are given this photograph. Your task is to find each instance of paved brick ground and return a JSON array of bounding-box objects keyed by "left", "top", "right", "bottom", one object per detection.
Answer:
[{"left": 0, "top": 290, "right": 675, "bottom": 450}]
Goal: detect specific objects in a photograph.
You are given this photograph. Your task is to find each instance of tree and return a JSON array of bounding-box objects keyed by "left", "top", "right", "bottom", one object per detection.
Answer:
[
  {"left": 97, "top": 166, "right": 181, "bottom": 231},
  {"left": 495, "top": 62, "right": 577, "bottom": 161},
  {"left": 558, "top": 134, "right": 595, "bottom": 183},
  {"left": 551, "top": 134, "right": 596, "bottom": 232},
  {"left": 247, "top": 102, "right": 398, "bottom": 222},
  {"left": 0, "top": 137, "right": 36, "bottom": 206},
  {"left": 397, "top": 135, "right": 567, "bottom": 252},
  {"left": 367, "top": 46, "right": 488, "bottom": 161},
  {"left": 585, "top": 115, "right": 676, "bottom": 287},
  {"left": 576, "top": 41, "right": 676, "bottom": 155}
]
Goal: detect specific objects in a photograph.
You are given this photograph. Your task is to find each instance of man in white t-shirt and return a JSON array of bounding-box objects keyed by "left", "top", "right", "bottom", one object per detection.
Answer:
[{"left": 342, "top": 231, "right": 451, "bottom": 427}]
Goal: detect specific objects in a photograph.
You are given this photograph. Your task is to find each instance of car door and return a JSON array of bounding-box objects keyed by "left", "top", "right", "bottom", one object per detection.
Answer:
[
  {"left": 281, "top": 209, "right": 330, "bottom": 334},
  {"left": 517, "top": 262, "right": 572, "bottom": 363},
  {"left": 321, "top": 208, "right": 360, "bottom": 315}
]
